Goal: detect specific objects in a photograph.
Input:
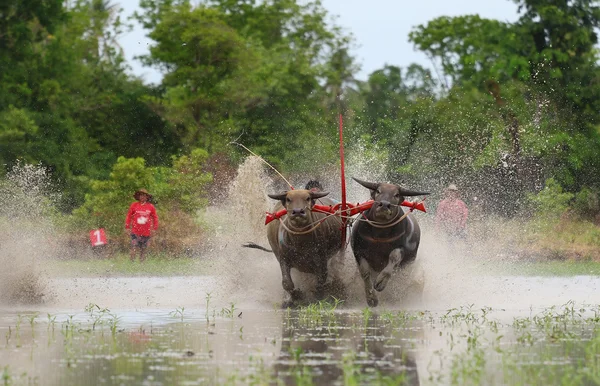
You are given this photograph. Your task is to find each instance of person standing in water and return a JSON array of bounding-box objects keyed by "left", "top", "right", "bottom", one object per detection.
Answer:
[
  {"left": 435, "top": 184, "right": 469, "bottom": 240},
  {"left": 125, "top": 189, "right": 159, "bottom": 262}
]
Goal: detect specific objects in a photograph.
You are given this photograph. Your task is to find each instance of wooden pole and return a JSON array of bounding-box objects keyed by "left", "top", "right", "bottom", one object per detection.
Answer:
[{"left": 339, "top": 113, "right": 347, "bottom": 248}]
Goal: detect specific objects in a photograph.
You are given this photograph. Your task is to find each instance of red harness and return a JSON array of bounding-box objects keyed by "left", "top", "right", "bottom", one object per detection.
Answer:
[{"left": 264, "top": 200, "right": 426, "bottom": 225}]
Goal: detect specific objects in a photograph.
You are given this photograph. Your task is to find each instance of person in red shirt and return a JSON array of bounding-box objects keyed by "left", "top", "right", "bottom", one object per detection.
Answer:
[
  {"left": 125, "top": 189, "right": 159, "bottom": 262},
  {"left": 435, "top": 184, "right": 468, "bottom": 240}
]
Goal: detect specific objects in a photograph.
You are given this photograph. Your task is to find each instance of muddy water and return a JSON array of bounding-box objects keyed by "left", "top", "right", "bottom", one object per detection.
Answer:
[
  {"left": 3, "top": 159, "right": 600, "bottom": 385},
  {"left": 2, "top": 273, "right": 600, "bottom": 385},
  {"left": 0, "top": 307, "right": 423, "bottom": 386},
  {"left": 29, "top": 272, "right": 600, "bottom": 311}
]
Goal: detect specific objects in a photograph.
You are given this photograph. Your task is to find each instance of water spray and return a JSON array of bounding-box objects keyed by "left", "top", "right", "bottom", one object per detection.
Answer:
[
  {"left": 230, "top": 141, "right": 294, "bottom": 190},
  {"left": 262, "top": 115, "right": 427, "bottom": 236}
]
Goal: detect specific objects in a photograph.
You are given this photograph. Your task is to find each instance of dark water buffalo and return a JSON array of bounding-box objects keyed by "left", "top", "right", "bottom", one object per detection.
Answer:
[
  {"left": 351, "top": 178, "right": 429, "bottom": 307},
  {"left": 263, "top": 189, "right": 343, "bottom": 305}
]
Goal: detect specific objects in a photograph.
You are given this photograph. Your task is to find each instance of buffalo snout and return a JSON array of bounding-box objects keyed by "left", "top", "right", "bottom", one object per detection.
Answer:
[
  {"left": 291, "top": 208, "right": 306, "bottom": 216},
  {"left": 378, "top": 200, "right": 391, "bottom": 209}
]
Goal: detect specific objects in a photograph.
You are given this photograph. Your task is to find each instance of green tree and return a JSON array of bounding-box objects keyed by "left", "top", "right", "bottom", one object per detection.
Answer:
[
  {"left": 407, "top": 3, "right": 600, "bottom": 195},
  {"left": 409, "top": 15, "right": 530, "bottom": 90},
  {"left": 136, "top": 0, "right": 357, "bottom": 171},
  {"left": 137, "top": 3, "right": 263, "bottom": 152},
  {"left": 0, "top": 0, "right": 180, "bottom": 209},
  {"left": 0, "top": 0, "right": 65, "bottom": 108},
  {"left": 0, "top": 106, "right": 39, "bottom": 168},
  {"left": 513, "top": 0, "right": 600, "bottom": 126}
]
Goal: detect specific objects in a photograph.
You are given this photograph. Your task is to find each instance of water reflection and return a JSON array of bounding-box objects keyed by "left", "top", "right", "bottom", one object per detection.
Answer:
[
  {"left": 0, "top": 308, "right": 429, "bottom": 385},
  {"left": 273, "top": 311, "right": 421, "bottom": 385},
  {"left": 3, "top": 302, "right": 600, "bottom": 384},
  {"left": 0, "top": 309, "right": 284, "bottom": 385}
]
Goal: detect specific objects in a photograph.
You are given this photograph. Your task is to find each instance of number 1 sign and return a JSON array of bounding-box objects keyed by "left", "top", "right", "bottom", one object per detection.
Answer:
[{"left": 89, "top": 228, "right": 107, "bottom": 247}]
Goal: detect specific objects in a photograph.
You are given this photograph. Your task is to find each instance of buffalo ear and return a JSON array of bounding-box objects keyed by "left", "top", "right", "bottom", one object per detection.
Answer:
[
  {"left": 398, "top": 186, "right": 430, "bottom": 197},
  {"left": 309, "top": 191, "right": 330, "bottom": 200},
  {"left": 268, "top": 192, "right": 288, "bottom": 205},
  {"left": 352, "top": 177, "right": 379, "bottom": 191}
]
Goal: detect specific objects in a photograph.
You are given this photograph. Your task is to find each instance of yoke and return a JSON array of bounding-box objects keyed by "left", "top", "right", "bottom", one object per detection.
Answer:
[{"left": 264, "top": 200, "right": 426, "bottom": 225}]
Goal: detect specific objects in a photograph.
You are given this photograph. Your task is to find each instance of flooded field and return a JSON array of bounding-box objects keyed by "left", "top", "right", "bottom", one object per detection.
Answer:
[
  {"left": 2, "top": 159, "right": 600, "bottom": 385},
  {"left": 2, "top": 270, "right": 600, "bottom": 386}
]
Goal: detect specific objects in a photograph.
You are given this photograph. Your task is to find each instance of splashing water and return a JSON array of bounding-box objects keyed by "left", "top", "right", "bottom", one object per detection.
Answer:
[
  {"left": 199, "top": 156, "right": 284, "bottom": 308},
  {"left": 0, "top": 163, "right": 55, "bottom": 304},
  {"left": 192, "top": 152, "right": 432, "bottom": 310},
  {"left": 2, "top": 153, "right": 582, "bottom": 312},
  {"left": 206, "top": 149, "right": 566, "bottom": 311}
]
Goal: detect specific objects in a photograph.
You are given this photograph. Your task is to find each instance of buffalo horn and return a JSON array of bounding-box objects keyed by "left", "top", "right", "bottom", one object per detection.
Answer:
[
  {"left": 309, "top": 191, "right": 330, "bottom": 199},
  {"left": 352, "top": 177, "right": 379, "bottom": 191},
  {"left": 268, "top": 192, "right": 288, "bottom": 201}
]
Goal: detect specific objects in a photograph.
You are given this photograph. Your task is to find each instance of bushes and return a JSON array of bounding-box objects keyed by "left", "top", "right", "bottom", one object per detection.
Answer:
[
  {"left": 72, "top": 149, "right": 212, "bottom": 255},
  {"left": 72, "top": 157, "right": 154, "bottom": 237},
  {"left": 154, "top": 148, "right": 213, "bottom": 213},
  {"left": 529, "top": 178, "right": 600, "bottom": 222},
  {"left": 528, "top": 178, "right": 575, "bottom": 221},
  {"left": 572, "top": 188, "right": 600, "bottom": 221},
  {"left": 521, "top": 178, "right": 600, "bottom": 261}
]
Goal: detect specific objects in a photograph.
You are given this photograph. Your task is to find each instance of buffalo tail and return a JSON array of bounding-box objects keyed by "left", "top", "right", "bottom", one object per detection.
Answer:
[{"left": 242, "top": 242, "right": 272, "bottom": 253}]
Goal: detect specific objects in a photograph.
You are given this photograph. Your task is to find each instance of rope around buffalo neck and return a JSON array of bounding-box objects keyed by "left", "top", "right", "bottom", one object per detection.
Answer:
[
  {"left": 355, "top": 198, "right": 425, "bottom": 228},
  {"left": 359, "top": 209, "right": 411, "bottom": 229},
  {"left": 278, "top": 211, "right": 340, "bottom": 235}
]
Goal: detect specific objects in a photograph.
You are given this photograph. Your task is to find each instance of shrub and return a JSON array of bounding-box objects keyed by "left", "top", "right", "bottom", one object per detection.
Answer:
[
  {"left": 72, "top": 149, "right": 212, "bottom": 254},
  {"left": 528, "top": 178, "right": 574, "bottom": 221},
  {"left": 72, "top": 156, "right": 154, "bottom": 237},
  {"left": 571, "top": 188, "right": 600, "bottom": 220},
  {"left": 154, "top": 148, "right": 213, "bottom": 213}
]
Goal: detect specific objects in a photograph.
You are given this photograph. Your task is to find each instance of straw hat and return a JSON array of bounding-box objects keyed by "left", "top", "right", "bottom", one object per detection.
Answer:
[{"left": 133, "top": 189, "right": 152, "bottom": 200}]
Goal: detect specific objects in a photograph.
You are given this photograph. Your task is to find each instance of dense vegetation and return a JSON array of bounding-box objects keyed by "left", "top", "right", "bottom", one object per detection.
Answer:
[{"left": 2, "top": 0, "right": 600, "bottom": 253}]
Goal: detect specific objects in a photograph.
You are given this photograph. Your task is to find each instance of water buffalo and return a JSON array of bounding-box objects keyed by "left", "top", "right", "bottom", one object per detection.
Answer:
[
  {"left": 351, "top": 178, "right": 429, "bottom": 307},
  {"left": 259, "top": 189, "right": 343, "bottom": 306}
]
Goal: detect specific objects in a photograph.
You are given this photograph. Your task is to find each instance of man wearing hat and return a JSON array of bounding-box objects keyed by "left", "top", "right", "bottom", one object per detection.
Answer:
[
  {"left": 435, "top": 184, "right": 468, "bottom": 240},
  {"left": 125, "top": 189, "right": 159, "bottom": 262}
]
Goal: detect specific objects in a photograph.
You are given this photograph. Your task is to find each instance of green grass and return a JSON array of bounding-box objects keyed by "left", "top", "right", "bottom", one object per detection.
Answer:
[
  {"left": 516, "top": 218, "right": 600, "bottom": 261},
  {"left": 491, "top": 260, "right": 600, "bottom": 277},
  {"left": 45, "top": 254, "right": 209, "bottom": 278},
  {"left": 47, "top": 256, "right": 600, "bottom": 279}
]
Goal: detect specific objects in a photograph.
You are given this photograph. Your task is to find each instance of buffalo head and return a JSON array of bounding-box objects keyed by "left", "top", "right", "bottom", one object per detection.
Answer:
[
  {"left": 268, "top": 189, "right": 329, "bottom": 227},
  {"left": 353, "top": 178, "right": 429, "bottom": 222}
]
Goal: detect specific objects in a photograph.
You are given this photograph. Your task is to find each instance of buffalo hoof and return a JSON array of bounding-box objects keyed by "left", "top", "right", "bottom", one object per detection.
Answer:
[
  {"left": 290, "top": 288, "right": 304, "bottom": 301},
  {"left": 315, "top": 290, "right": 325, "bottom": 301},
  {"left": 374, "top": 272, "right": 391, "bottom": 292},
  {"left": 281, "top": 300, "right": 295, "bottom": 309},
  {"left": 366, "top": 290, "right": 379, "bottom": 307}
]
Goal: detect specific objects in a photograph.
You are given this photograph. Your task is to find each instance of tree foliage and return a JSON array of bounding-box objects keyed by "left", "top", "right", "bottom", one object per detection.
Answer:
[
  {"left": 0, "top": 0, "right": 179, "bottom": 210},
  {"left": 2, "top": 0, "right": 600, "bottom": 227},
  {"left": 135, "top": 0, "right": 357, "bottom": 169},
  {"left": 399, "top": 0, "right": 600, "bottom": 213}
]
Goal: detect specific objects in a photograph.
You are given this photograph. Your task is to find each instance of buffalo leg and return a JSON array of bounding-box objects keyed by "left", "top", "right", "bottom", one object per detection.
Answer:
[
  {"left": 374, "top": 248, "right": 403, "bottom": 292},
  {"left": 358, "top": 257, "right": 378, "bottom": 307},
  {"left": 280, "top": 259, "right": 302, "bottom": 305}
]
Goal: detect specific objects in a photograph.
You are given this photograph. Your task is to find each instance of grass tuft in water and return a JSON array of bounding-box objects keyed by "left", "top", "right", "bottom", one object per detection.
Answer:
[{"left": 169, "top": 306, "right": 185, "bottom": 322}]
